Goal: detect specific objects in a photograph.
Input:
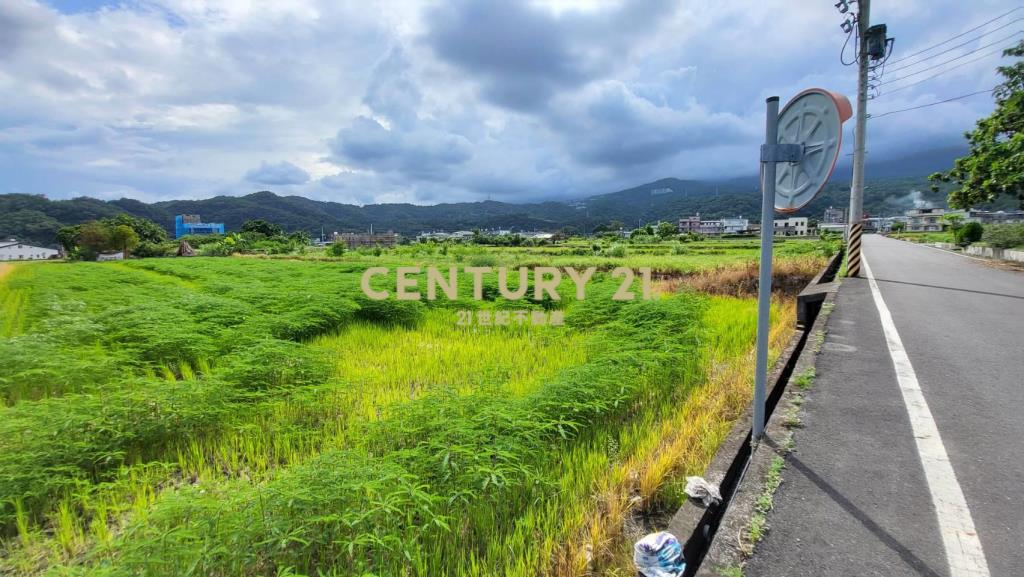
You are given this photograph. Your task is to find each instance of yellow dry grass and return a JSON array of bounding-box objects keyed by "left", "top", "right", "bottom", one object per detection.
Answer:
[
  {"left": 663, "top": 256, "right": 825, "bottom": 298},
  {"left": 551, "top": 297, "right": 796, "bottom": 576}
]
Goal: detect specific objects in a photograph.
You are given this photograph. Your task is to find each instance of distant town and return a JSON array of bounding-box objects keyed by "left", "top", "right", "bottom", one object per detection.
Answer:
[{"left": 4, "top": 204, "right": 1024, "bottom": 262}]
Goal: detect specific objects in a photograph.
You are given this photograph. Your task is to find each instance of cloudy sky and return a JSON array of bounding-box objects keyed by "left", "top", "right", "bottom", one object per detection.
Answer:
[{"left": 0, "top": 0, "right": 1018, "bottom": 204}]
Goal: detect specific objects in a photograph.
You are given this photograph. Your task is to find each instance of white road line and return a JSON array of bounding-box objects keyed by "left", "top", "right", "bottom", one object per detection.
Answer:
[{"left": 862, "top": 255, "right": 991, "bottom": 577}]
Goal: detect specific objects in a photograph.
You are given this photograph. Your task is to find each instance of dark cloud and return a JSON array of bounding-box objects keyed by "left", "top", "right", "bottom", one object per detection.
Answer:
[
  {"left": 423, "top": 0, "right": 676, "bottom": 111},
  {"left": 547, "top": 82, "right": 755, "bottom": 168},
  {"left": 244, "top": 161, "right": 311, "bottom": 185},
  {"left": 330, "top": 116, "right": 472, "bottom": 181}
]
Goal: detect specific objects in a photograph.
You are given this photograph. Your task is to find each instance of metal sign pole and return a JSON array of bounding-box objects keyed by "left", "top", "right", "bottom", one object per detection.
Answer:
[{"left": 754, "top": 96, "right": 780, "bottom": 440}]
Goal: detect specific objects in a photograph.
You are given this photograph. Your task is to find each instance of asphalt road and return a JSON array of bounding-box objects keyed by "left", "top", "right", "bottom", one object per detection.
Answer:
[{"left": 745, "top": 235, "right": 1024, "bottom": 577}]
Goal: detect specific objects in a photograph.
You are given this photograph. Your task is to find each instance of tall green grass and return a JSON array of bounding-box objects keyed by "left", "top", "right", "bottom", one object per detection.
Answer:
[
  {"left": 0, "top": 247, "right": 817, "bottom": 575},
  {"left": 37, "top": 293, "right": 705, "bottom": 577}
]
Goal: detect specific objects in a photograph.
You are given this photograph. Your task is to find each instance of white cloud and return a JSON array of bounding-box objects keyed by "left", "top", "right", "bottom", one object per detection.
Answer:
[{"left": 0, "top": 0, "right": 1015, "bottom": 204}]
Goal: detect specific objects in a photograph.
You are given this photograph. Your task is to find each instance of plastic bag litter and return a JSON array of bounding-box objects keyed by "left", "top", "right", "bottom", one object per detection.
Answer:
[
  {"left": 684, "top": 476, "right": 722, "bottom": 507},
  {"left": 634, "top": 531, "right": 686, "bottom": 577}
]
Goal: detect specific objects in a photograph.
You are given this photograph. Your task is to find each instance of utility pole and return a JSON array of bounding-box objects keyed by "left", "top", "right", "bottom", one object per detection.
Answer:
[{"left": 846, "top": 0, "right": 870, "bottom": 277}]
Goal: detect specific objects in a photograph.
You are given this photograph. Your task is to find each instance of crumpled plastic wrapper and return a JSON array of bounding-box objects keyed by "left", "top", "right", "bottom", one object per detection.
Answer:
[{"left": 684, "top": 475, "right": 722, "bottom": 507}]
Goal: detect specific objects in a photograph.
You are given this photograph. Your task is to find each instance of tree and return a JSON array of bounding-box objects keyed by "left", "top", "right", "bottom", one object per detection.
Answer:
[
  {"left": 102, "top": 214, "right": 166, "bottom": 244},
  {"left": 593, "top": 219, "right": 625, "bottom": 233},
  {"left": 656, "top": 221, "right": 678, "bottom": 239},
  {"left": 108, "top": 224, "right": 140, "bottom": 257},
  {"left": 890, "top": 221, "right": 906, "bottom": 234},
  {"left": 241, "top": 219, "right": 284, "bottom": 237},
  {"left": 558, "top": 226, "right": 579, "bottom": 240},
  {"left": 56, "top": 224, "right": 83, "bottom": 254},
  {"left": 942, "top": 214, "right": 964, "bottom": 235},
  {"left": 77, "top": 222, "right": 111, "bottom": 260},
  {"left": 930, "top": 41, "right": 1024, "bottom": 208},
  {"left": 288, "top": 230, "right": 311, "bottom": 245}
]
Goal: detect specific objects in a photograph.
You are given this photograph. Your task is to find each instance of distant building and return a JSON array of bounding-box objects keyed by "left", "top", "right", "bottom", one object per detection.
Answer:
[
  {"left": 905, "top": 208, "right": 944, "bottom": 232},
  {"left": 96, "top": 252, "right": 124, "bottom": 261},
  {"left": 863, "top": 217, "right": 898, "bottom": 233},
  {"left": 721, "top": 217, "right": 750, "bottom": 234},
  {"left": 774, "top": 217, "right": 809, "bottom": 236},
  {"left": 699, "top": 219, "right": 725, "bottom": 236},
  {"left": 679, "top": 214, "right": 747, "bottom": 236},
  {"left": 650, "top": 187, "right": 674, "bottom": 196},
  {"left": 823, "top": 206, "right": 846, "bottom": 224},
  {"left": 0, "top": 239, "right": 59, "bottom": 261},
  {"left": 678, "top": 215, "right": 701, "bottom": 234},
  {"left": 944, "top": 209, "right": 1024, "bottom": 225},
  {"left": 333, "top": 231, "right": 399, "bottom": 249},
  {"left": 175, "top": 214, "right": 225, "bottom": 238}
]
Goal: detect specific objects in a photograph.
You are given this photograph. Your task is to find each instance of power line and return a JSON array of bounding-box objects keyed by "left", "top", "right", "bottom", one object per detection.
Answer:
[
  {"left": 869, "top": 89, "right": 994, "bottom": 119},
  {"left": 881, "top": 47, "right": 1008, "bottom": 94},
  {"left": 841, "top": 25, "right": 857, "bottom": 66},
  {"left": 888, "top": 6, "right": 1022, "bottom": 65},
  {"left": 880, "top": 32, "right": 1022, "bottom": 85},
  {"left": 885, "top": 18, "right": 1023, "bottom": 73}
]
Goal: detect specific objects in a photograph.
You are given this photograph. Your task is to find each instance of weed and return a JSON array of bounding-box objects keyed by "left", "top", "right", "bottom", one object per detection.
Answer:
[
  {"left": 747, "top": 456, "right": 785, "bottom": 546},
  {"left": 794, "top": 367, "right": 816, "bottom": 390}
]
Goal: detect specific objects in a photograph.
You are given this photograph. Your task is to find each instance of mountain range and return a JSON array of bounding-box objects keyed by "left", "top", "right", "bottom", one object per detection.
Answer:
[{"left": 2, "top": 146, "right": 1012, "bottom": 248}]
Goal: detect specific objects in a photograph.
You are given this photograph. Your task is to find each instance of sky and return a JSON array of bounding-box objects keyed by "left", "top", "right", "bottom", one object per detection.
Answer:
[{"left": 0, "top": 0, "right": 1018, "bottom": 205}]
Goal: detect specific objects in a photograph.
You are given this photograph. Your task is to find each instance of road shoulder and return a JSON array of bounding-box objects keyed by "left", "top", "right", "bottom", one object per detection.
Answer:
[{"left": 704, "top": 277, "right": 948, "bottom": 577}]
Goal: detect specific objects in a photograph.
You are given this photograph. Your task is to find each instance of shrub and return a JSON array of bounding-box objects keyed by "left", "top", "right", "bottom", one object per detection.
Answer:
[
  {"left": 980, "top": 223, "right": 1024, "bottom": 248},
  {"left": 133, "top": 241, "right": 176, "bottom": 258},
  {"left": 327, "top": 241, "right": 347, "bottom": 257},
  {"left": 198, "top": 242, "right": 235, "bottom": 257},
  {"left": 955, "top": 222, "right": 984, "bottom": 245},
  {"left": 604, "top": 243, "right": 627, "bottom": 258}
]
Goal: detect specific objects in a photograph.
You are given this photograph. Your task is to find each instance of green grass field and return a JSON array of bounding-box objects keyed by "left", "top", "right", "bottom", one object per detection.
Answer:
[{"left": 0, "top": 239, "right": 831, "bottom": 576}]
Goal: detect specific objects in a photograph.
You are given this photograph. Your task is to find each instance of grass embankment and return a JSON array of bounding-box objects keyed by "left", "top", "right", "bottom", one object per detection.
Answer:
[
  {"left": 0, "top": 242, "right": 826, "bottom": 576},
  {"left": 889, "top": 231, "right": 954, "bottom": 244}
]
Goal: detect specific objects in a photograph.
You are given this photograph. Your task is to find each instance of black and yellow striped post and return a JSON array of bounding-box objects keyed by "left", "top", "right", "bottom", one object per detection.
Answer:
[{"left": 847, "top": 222, "right": 863, "bottom": 277}]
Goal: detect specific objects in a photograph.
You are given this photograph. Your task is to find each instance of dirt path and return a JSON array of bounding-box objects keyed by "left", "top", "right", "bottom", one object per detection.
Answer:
[{"left": 0, "top": 262, "right": 13, "bottom": 283}]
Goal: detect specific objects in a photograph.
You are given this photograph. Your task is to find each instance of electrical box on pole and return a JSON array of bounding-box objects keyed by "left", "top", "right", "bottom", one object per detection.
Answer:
[{"left": 865, "top": 24, "right": 888, "bottom": 60}]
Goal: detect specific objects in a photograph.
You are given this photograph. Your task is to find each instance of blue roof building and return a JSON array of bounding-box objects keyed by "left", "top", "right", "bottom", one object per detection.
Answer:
[{"left": 175, "top": 214, "right": 225, "bottom": 238}]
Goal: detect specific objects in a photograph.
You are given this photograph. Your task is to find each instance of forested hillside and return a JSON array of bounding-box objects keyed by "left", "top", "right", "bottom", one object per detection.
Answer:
[{"left": 2, "top": 174, "right": 1010, "bottom": 247}]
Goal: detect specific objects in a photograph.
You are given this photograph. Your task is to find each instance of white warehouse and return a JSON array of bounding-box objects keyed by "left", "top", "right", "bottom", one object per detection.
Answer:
[{"left": 0, "top": 239, "right": 59, "bottom": 261}]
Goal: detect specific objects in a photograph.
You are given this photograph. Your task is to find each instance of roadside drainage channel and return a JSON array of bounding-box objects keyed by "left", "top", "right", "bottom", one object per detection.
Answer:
[{"left": 667, "top": 247, "right": 844, "bottom": 577}]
